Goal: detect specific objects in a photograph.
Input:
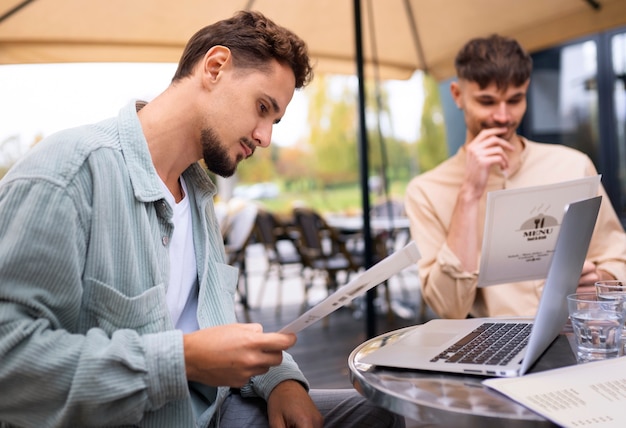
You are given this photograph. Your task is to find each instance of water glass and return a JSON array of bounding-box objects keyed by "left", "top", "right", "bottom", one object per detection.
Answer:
[
  {"left": 595, "top": 280, "right": 626, "bottom": 353},
  {"left": 567, "top": 292, "right": 624, "bottom": 363}
]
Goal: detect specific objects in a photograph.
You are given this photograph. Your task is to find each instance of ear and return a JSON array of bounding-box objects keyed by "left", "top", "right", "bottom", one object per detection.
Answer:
[
  {"left": 450, "top": 81, "right": 463, "bottom": 109},
  {"left": 201, "top": 45, "right": 232, "bottom": 84}
]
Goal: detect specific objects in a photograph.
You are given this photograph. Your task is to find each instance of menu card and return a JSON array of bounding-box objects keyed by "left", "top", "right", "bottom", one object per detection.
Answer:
[
  {"left": 483, "top": 357, "right": 626, "bottom": 427},
  {"left": 478, "top": 176, "right": 601, "bottom": 287},
  {"left": 279, "top": 241, "right": 421, "bottom": 334}
]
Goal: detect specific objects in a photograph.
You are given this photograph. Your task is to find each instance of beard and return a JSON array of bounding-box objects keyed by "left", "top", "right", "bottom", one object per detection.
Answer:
[{"left": 201, "top": 128, "right": 240, "bottom": 178}]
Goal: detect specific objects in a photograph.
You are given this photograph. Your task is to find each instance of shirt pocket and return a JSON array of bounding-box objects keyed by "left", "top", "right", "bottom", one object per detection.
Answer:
[
  {"left": 214, "top": 262, "right": 239, "bottom": 297},
  {"left": 199, "top": 262, "right": 239, "bottom": 324},
  {"left": 84, "top": 279, "right": 169, "bottom": 335}
]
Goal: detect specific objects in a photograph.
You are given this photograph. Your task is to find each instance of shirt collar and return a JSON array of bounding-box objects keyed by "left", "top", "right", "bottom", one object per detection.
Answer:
[{"left": 117, "top": 100, "right": 217, "bottom": 204}]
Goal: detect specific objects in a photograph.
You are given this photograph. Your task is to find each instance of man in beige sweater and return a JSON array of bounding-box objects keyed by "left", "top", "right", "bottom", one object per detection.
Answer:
[{"left": 405, "top": 34, "right": 626, "bottom": 319}]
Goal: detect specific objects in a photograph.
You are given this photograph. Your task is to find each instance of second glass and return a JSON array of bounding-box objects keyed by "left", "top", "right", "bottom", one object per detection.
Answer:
[{"left": 595, "top": 280, "right": 626, "bottom": 354}]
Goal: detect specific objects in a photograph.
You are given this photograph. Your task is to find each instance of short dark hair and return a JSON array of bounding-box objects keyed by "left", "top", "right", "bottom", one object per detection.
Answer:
[
  {"left": 173, "top": 10, "right": 313, "bottom": 89},
  {"left": 454, "top": 34, "right": 532, "bottom": 89}
]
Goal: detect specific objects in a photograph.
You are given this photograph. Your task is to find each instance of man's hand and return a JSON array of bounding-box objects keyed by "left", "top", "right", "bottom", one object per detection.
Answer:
[
  {"left": 447, "top": 128, "right": 515, "bottom": 273},
  {"left": 462, "top": 127, "right": 515, "bottom": 199},
  {"left": 183, "top": 323, "right": 296, "bottom": 387},
  {"left": 267, "top": 380, "right": 323, "bottom": 428},
  {"left": 577, "top": 260, "right": 615, "bottom": 293}
]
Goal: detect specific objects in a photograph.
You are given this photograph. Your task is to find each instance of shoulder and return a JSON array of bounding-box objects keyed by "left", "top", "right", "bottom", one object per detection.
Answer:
[
  {"left": 524, "top": 139, "right": 591, "bottom": 162},
  {"left": 5, "top": 118, "right": 121, "bottom": 186},
  {"left": 408, "top": 151, "right": 464, "bottom": 191}
]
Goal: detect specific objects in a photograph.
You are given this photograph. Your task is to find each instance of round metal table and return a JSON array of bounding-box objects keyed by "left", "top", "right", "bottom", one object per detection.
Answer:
[{"left": 348, "top": 326, "right": 574, "bottom": 427}]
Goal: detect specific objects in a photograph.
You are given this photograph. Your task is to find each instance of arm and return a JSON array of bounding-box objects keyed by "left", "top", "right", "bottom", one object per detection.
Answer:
[
  {"left": 579, "top": 163, "right": 626, "bottom": 289},
  {"left": 406, "top": 129, "right": 514, "bottom": 318},
  {"left": 0, "top": 179, "right": 187, "bottom": 427},
  {"left": 405, "top": 185, "right": 478, "bottom": 319},
  {"left": 448, "top": 128, "right": 514, "bottom": 272}
]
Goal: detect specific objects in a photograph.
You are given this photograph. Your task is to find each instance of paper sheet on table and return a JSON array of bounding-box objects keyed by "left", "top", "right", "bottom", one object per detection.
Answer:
[
  {"left": 483, "top": 356, "right": 626, "bottom": 427},
  {"left": 477, "top": 176, "right": 601, "bottom": 287},
  {"left": 279, "top": 241, "right": 421, "bottom": 334}
]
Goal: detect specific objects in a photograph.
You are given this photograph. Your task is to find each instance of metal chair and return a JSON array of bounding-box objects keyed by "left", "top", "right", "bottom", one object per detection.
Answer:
[
  {"left": 253, "top": 209, "right": 306, "bottom": 314},
  {"left": 223, "top": 202, "right": 259, "bottom": 316},
  {"left": 370, "top": 200, "right": 428, "bottom": 322},
  {"left": 291, "top": 207, "right": 361, "bottom": 300}
]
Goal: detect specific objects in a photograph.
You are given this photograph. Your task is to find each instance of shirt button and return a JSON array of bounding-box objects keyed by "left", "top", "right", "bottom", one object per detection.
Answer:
[{"left": 162, "top": 236, "right": 169, "bottom": 246}]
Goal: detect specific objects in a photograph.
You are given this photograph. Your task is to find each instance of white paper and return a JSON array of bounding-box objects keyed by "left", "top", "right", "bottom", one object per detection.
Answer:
[
  {"left": 278, "top": 241, "right": 421, "bottom": 334},
  {"left": 478, "top": 176, "right": 601, "bottom": 287},
  {"left": 483, "top": 357, "right": 626, "bottom": 427}
]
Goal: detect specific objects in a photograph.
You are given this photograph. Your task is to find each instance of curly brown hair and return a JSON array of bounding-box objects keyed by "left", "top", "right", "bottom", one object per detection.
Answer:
[
  {"left": 455, "top": 34, "right": 532, "bottom": 90},
  {"left": 173, "top": 10, "right": 313, "bottom": 89}
]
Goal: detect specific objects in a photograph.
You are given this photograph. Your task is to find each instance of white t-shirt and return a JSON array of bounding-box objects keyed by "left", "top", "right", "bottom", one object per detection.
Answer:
[{"left": 159, "top": 176, "right": 199, "bottom": 333}]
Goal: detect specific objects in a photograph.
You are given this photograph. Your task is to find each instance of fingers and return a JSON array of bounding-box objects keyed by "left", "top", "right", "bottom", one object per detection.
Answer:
[
  {"left": 472, "top": 129, "right": 514, "bottom": 165},
  {"left": 240, "top": 322, "right": 264, "bottom": 333},
  {"left": 183, "top": 324, "right": 298, "bottom": 387},
  {"left": 580, "top": 260, "right": 596, "bottom": 276},
  {"left": 259, "top": 332, "right": 297, "bottom": 351},
  {"left": 578, "top": 261, "right": 601, "bottom": 288},
  {"left": 468, "top": 128, "right": 513, "bottom": 158},
  {"left": 576, "top": 284, "right": 596, "bottom": 294}
]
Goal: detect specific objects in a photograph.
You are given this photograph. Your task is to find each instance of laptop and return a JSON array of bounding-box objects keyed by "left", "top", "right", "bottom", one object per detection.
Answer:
[{"left": 360, "top": 196, "right": 602, "bottom": 377}]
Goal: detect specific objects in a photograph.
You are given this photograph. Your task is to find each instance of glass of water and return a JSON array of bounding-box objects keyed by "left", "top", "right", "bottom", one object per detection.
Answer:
[
  {"left": 595, "top": 280, "right": 626, "bottom": 353},
  {"left": 567, "top": 292, "right": 624, "bottom": 363}
]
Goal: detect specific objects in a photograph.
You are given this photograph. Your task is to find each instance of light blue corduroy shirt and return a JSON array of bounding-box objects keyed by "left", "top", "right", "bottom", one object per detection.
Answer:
[{"left": 0, "top": 101, "right": 308, "bottom": 428}]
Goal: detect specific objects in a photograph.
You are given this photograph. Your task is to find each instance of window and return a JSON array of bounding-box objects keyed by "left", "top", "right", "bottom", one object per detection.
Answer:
[{"left": 522, "top": 28, "right": 626, "bottom": 224}]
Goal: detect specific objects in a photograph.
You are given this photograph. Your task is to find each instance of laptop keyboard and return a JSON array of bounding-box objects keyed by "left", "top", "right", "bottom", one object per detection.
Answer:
[{"left": 430, "top": 322, "right": 532, "bottom": 366}]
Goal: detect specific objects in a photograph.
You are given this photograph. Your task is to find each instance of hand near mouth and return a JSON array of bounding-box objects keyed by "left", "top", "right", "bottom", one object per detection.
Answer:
[{"left": 463, "top": 127, "right": 515, "bottom": 198}]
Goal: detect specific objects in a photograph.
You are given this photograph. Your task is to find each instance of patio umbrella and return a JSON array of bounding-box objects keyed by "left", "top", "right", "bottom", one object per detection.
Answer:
[
  {"left": 2, "top": 0, "right": 626, "bottom": 336},
  {"left": 2, "top": 0, "right": 626, "bottom": 80}
]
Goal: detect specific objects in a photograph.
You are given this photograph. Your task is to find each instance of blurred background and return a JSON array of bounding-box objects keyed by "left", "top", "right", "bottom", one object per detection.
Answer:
[{"left": 1, "top": 0, "right": 625, "bottom": 224}]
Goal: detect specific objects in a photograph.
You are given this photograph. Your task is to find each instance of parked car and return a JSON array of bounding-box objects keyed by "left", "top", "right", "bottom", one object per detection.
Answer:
[{"left": 233, "top": 182, "right": 280, "bottom": 200}]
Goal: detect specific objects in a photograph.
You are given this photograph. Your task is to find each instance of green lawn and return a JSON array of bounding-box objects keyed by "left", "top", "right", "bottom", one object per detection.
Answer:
[{"left": 252, "top": 180, "right": 409, "bottom": 216}]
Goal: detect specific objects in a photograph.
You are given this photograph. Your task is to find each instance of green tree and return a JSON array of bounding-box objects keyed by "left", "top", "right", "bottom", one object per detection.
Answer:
[
  {"left": 307, "top": 75, "right": 359, "bottom": 187},
  {"left": 236, "top": 144, "right": 278, "bottom": 183},
  {"left": 416, "top": 74, "right": 448, "bottom": 173}
]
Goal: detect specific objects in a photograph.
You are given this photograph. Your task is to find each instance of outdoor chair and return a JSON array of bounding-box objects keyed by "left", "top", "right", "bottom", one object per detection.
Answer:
[
  {"left": 291, "top": 207, "right": 361, "bottom": 303},
  {"left": 223, "top": 202, "right": 259, "bottom": 318},
  {"left": 252, "top": 209, "right": 306, "bottom": 314},
  {"left": 370, "top": 199, "right": 428, "bottom": 322}
]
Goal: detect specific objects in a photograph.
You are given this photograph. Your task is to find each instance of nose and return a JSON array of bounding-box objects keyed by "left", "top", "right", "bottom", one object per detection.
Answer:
[
  {"left": 493, "top": 102, "right": 511, "bottom": 124},
  {"left": 252, "top": 122, "right": 272, "bottom": 148}
]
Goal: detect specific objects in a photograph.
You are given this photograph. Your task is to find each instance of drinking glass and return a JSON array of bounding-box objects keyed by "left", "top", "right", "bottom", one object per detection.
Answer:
[
  {"left": 595, "top": 280, "right": 626, "bottom": 354},
  {"left": 567, "top": 292, "right": 624, "bottom": 363}
]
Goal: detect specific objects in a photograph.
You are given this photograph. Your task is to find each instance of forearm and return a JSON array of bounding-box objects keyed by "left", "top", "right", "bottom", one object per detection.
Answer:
[
  {"left": 446, "top": 187, "right": 482, "bottom": 273},
  {"left": 0, "top": 316, "right": 187, "bottom": 427},
  {"left": 420, "top": 244, "right": 478, "bottom": 319}
]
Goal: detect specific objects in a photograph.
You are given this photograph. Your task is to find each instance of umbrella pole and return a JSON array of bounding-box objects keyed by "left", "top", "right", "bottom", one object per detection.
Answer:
[{"left": 353, "top": 0, "right": 376, "bottom": 339}]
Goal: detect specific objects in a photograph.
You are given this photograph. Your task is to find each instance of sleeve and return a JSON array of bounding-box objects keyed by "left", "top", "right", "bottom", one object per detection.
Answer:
[
  {"left": 404, "top": 179, "right": 478, "bottom": 319},
  {"left": 0, "top": 178, "right": 188, "bottom": 427},
  {"left": 238, "top": 351, "right": 310, "bottom": 401},
  {"left": 585, "top": 162, "right": 626, "bottom": 280}
]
